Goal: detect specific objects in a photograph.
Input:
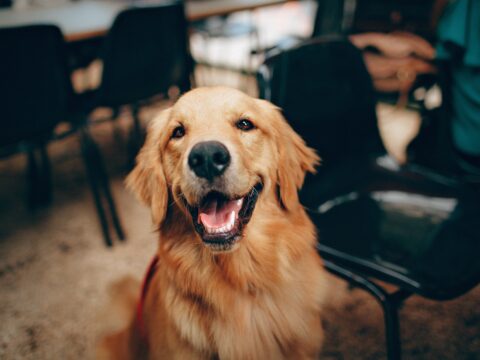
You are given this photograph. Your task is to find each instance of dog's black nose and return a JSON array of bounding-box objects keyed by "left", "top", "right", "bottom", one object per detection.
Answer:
[{"left": 188, "top": 141, "right": 231, "bottom": 181}]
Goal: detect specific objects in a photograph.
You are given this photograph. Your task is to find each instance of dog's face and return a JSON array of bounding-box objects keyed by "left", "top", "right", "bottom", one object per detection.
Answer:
[{"left": 127, "top": 87, "right": 318, "bottom": 252}]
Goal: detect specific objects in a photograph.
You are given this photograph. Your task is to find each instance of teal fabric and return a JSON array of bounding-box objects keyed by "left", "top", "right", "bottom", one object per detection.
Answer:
[{"left": 436, "top": 0, "right": 480, "bottom": 155}]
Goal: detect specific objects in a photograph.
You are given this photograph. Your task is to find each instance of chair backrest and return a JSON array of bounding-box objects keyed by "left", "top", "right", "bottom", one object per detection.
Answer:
[
  {"left": 98, "top": 1, "right": 193, "bottom": 107},
  {"left": 311, "top": 0, "right": 346, "bottom": 37},
  {"left": 258, "top": 37, "right": 385, "bottom": 165},
  {"left": 0, "top": 25, "right": 71, "bottom": 148}
]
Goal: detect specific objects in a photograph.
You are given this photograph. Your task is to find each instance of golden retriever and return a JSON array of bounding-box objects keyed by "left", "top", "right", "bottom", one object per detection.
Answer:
[{"left": 98, "top": 87, "right": 325, "bottom": 359}]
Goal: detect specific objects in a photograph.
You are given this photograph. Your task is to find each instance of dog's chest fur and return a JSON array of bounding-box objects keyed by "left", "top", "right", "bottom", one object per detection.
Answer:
[{"left": 147, "top": 239, "right": 323, "bottom": 359}]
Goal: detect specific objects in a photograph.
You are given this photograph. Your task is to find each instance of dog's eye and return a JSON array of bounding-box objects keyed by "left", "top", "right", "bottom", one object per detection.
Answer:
[
  {"left": 236, "top": 119, "right": 255, "bottom": 131},
  {"left": 171, "top": 125, "right": 185, "bottom": 139}
]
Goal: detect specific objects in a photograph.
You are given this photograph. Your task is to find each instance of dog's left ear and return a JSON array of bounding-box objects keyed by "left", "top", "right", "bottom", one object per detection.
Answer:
[
  {"left": 259, "top": 100, "right": 320, "bottom": 211},
  {"left": 126, "top": 109, "right": 171, "bottom": 225}
]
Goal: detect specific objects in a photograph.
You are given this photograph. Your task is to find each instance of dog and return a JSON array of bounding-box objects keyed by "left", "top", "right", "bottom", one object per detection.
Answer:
[{"left": 98, "top": 87, "right": 325, "bottom": 359}]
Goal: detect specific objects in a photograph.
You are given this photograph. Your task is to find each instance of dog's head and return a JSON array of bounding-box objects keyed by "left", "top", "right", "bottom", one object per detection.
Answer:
[{"left": 127, "top": 87, "right": 319, "bottom": 253}]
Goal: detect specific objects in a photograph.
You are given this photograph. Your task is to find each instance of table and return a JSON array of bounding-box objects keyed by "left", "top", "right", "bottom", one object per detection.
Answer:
[{"left": 0, "top": 0, "right": 288, "bottom": 42}]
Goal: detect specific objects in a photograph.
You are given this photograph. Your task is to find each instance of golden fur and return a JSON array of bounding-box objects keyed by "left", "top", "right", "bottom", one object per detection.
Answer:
[{"left": 98, "top": 87, "right": 325, "bottom": 359}]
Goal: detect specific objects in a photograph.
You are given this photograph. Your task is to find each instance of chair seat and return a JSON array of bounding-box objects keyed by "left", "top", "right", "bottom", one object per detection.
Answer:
[{"left": 304, "top": 156, "right": 480, "bottom": 300}]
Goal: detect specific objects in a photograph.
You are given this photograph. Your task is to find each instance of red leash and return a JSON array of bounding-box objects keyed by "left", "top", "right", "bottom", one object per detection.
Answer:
[{"left": 136, "top": 254, "right": 160, "bottom": 345}]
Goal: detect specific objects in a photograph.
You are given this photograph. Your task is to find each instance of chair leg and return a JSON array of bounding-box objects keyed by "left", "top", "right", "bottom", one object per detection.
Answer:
[
  {"left": 27, "top": 144, "right": 52, "bottom": 208},
  {"left": 127, "top": 104, "right": 144, "bottom": 168},
  {"left": 322, "top": 260, "right": 412, "bottom": 360},
  {"left": 111, "top": 107, "right": 124, "bottom": 147},
  {"left": 384, "top": 290, "right": 412, "bottom": 360},
  {"left": 81, "top": 126, "right": 126, "bottom": 244},
  {"left": 103, "top": 182, "right": 126, "bottom": 241},
  {"left": 27, "top": 148, "right": 39, "bottom": 208},
  {"left": 79, "top": 128, "right": 113, "bottom": 247},
  {"left": 38, "top": 144, "right": 52, "bottom": 205},
  {"left": 380, "top": 292, "right": 402, "bottom": 360},
  {"left": 94, "top": 142, "right": 126, "bottom": 241}
]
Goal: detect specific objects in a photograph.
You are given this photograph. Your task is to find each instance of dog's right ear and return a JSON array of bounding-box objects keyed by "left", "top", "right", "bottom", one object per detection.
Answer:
[
  {"left": 126, "top": 109, "right": 171, "bottom": 225},
  {"left": 256, "top": 100, "right": 320, "bottom": 211}
]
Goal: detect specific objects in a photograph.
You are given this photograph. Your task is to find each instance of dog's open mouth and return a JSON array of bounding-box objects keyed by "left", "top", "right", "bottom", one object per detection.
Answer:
[{"left": 187, "top": 183, "right": 263, "bottom": 251}]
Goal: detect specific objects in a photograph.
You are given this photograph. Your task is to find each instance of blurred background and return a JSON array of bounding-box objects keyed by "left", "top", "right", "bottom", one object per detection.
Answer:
[{"left": 0, "top": 0, "right": 479, "bottom": 359}]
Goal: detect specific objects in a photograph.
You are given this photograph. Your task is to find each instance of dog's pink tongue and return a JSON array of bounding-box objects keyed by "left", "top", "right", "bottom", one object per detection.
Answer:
[{"left": 198, "top": 198, "right": 242, "bottom": 228}]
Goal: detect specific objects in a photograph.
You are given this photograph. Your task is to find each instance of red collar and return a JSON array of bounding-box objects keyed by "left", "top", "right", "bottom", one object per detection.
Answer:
[{"left": 136, "top": 254, "right": 160, "bottom": 345}]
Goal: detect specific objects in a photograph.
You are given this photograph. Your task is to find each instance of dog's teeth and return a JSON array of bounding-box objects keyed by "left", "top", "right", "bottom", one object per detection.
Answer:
[
  {"left": 228, "top": 211, "right": 235, "bottom": 228},
  {"left": 203, "top": 213, "right": 237, "bottom": 235},
  {"left": 225, "top": 214, "right": 234, "bottom": 232},
  {"left": 236, "top": 199, "right": 243, "bottom": 207}
]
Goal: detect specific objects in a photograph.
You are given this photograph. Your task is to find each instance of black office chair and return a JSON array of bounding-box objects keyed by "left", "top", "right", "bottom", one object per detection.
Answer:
[
  {"left": 258, "top": 37, "right": 480, "bottom": 360},
  {"left": 260, "top": 0, "right": 436, "bottom": 110},
  {"left": 0, "top": 25, "right": 124, "bottom": 247},
  {"left": 76, "top": 1, "right": 194, "bottom": 164}
]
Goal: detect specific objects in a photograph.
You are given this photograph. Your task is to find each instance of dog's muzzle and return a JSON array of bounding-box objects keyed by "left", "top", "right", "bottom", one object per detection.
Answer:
[{"left": 185, "top": 183, "right": 263, "bottom": 252}]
